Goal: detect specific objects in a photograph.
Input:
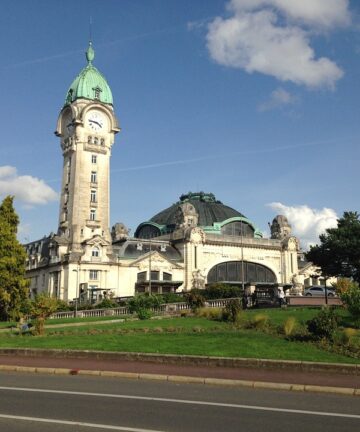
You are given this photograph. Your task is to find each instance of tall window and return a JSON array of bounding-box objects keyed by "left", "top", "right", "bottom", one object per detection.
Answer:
[
  {"left": 90, "top": 209, "right": 96, "bottom": 221},
  {"left": 89, "top": 270, "right": 98, "bottom": 280},
  {"left": 91, "top": 171, "right": 97, "bottom": 183},
  {"left": 90, "top": 190, "right": 97, "bottom": 203},
  {"left": 91, "top": 154, "right": 97, "bottom": 164}
]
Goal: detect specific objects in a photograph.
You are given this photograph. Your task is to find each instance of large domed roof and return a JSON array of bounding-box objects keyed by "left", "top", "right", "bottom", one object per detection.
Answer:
[
  {"left": 134, "top": 192, "right": 263, "bottom": 239},
  {"left": 64, "top": 42, "right": 113, "bottom": 106},
  {"left": 151, "top": 192, "right": 245, "bottom": 227}
]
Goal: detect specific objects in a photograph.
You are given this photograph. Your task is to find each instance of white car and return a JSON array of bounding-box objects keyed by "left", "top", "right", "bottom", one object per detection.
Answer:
[{"left": 304, "top": 286, "right": 336, "bottom": 297}]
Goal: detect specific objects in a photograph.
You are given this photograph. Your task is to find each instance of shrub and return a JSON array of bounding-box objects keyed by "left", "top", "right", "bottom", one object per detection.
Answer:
[
  {"left": 201, "top": 284, "right": 243, "bottom": 300},
  {"left": 338, "top": 328, "right": 357, "bottom": 345},
  {"left": 251, "top": 313, "right": 269, "bottom": 330},
  {"left": 195, "top": 307, "right": 222, "bottom": 321},
  {"left": 185, "top": 292, "right": 205, "bottom": 311},
  {"left": 334, "top": 278, "right": 352, "bottom": 295},
  {"left": 283, "top": 317, "right": 297, "bottom": 337},
  {"left": 340, "top": 281, "right": 360, "bottom": 320},
  {"left": 222, "top": 299, "right": 242, "bottom": 323},
  {"left": 180, "top": 310, "right": 191, "bottom": 318},
  {"left": 96, "top": 298, "right": 118, "bottom": 309},
  {"left": 307, "top": 307, "right": 339, "bottom": 341},
  {"left": 136, "top": 308, "right": 152, "bottom": 320},
  {"left": 127, "top": 294, "right": 162, "bottom": 315},
  {"left": 162, "top": 293, "right": 185, "bottom": 303},
  {"left": 30, "top": 293, "right": 59, "bottom": 335}
]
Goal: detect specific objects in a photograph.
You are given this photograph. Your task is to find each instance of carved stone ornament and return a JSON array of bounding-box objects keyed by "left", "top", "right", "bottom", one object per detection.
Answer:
[
  {"left": 189, "top": 227, "right": 206, "bottom": 245},
  {"left": 285, "top": 236, "right": 299, "bottom": 251}
]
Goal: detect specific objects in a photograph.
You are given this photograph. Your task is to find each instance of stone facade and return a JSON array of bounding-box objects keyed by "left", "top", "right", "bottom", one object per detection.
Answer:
[{"left": 25, "top": 43, "right": 305, "bottom": 304}]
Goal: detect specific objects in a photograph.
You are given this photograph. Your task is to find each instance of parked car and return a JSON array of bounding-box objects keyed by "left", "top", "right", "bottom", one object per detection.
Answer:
[{"left": 304, "top": 286, "right": 336, "bottom": 297}]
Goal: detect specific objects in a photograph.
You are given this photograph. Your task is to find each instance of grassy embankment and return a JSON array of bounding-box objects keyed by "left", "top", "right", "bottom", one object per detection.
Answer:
[{"left": 0, "top": 307, "right": 359, "bottom": 364}]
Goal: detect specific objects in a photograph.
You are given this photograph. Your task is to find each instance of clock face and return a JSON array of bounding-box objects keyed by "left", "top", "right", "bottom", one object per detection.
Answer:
[{"left": 87, "top": 111, "right": 105, "bottom": 132}]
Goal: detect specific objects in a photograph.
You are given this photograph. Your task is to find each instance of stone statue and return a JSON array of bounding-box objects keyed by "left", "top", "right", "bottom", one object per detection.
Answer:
[
  {"left": 192, "top": 269, "right": 205, "bottom": 289},
  {"left": 111, "top": 223, "right": 129, "bottom": 242},
  {"left": 270, "top": 215, "right": 292, "bottom": 240},
  {"left": 291, "top": 274, "right": 303, "bottom": 295}
]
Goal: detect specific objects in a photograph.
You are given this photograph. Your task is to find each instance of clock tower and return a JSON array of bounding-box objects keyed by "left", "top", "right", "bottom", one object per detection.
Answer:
[{"left": 55, "top": 42, "right": 120, "bottom": 260}]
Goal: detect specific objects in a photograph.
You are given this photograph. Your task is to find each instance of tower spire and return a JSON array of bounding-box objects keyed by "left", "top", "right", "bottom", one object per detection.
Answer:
[{"left": 86, "top": 17, "right": 95, "bottom": 64}]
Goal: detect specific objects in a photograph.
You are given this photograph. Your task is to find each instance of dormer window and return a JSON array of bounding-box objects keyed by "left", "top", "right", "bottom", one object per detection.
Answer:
[
  {"left": 92, "top": 247, "right": 100, "bottom": 257},
  {"left": 93, "top": 86, "right": 102, "bottom": 100}
]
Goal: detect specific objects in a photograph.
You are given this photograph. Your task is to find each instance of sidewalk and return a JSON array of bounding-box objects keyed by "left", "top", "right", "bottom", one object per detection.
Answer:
[{"left": 0, "top": 350, "right": 359, "bottom": 395}]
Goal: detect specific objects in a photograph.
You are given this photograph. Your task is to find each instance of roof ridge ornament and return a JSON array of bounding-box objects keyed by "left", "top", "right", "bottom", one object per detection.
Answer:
[{"left": 86, "top": 41, "right": 95, "bottom": 65}]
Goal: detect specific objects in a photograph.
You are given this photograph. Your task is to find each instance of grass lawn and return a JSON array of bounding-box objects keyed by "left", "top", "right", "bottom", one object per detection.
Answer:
[{"left": 0, "top": 312, "right": 358, "bottom": 364}]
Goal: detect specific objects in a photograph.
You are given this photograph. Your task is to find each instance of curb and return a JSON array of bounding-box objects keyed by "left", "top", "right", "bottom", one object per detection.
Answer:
[
  {"left": 0, "top": 348, "right": 358, "bottom": 375},
  {"left": 0, "top": 364, "right": 358, "bottom": 397}
]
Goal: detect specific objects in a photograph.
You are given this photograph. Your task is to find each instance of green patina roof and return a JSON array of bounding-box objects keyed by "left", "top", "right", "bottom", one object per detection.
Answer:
[
  {"left": 151, "top": 192, "right": 246, "bottom": 227},
  {"left": 64, "top": 42, "right": 113, "bottom": 106}
]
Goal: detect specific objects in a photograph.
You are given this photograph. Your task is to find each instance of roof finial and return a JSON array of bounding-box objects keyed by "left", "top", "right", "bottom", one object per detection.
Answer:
[{"left": 86, "top": 17, "right": 95, "bottom": 64}]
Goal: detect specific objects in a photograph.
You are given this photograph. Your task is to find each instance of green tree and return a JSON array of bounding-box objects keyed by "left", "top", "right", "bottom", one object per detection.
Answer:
[
  {"left": 306, "top": 212, "right": 360, "bottom": 283},
  {"left": 30, "top": 293, "right": 59, "bottom": 335},
  {"left": 0, "top": 196, "right": 29, "bottom": 320}
]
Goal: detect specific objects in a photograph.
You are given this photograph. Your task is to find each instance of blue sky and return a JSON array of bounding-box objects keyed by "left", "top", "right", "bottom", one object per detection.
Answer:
[{"left": 0, "top": 0, "right": 359, "bottom": 248}]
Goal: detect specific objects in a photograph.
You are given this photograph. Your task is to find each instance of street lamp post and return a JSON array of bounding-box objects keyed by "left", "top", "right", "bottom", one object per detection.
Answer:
[
  {"left": 149, "top": 239, "right": 152, "bottom": 294},
  {"left": 72, "top": 267, "right": 79, "bottom": 317},
  {"left": 240, "top": 221, "right": 245, "bottom": 293}
]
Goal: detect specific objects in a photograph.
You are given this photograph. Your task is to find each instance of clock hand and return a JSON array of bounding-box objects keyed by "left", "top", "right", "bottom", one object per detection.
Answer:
[{"left": 89, "top": 120, "right": 101, "bottom": 127}]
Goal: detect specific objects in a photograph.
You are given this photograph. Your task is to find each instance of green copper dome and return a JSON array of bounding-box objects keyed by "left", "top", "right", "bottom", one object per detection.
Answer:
[
  {"left": 64, "top": 42, "right": 113, "bottom": 106},
  {"left": 134, "top": 192, "right": 263, "bottom": 239}
]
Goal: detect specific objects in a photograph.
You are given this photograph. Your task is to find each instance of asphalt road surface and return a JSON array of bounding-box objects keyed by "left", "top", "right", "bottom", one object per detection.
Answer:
[{"left": 0, "top": 372, "right": 358, "bottom": 431}]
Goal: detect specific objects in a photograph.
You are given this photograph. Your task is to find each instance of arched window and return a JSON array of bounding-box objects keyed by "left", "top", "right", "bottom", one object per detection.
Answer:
[
  {"left": 135, "top": 224, "right": 161, "bottom": 239},
  {"left": 207, "top": 261, "right": 276, "bottom": 284},
  {"left": 221, "top": 221, "right": 254, "bottom": 238}
]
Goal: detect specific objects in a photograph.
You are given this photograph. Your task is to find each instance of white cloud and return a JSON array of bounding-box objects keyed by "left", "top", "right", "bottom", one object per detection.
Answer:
[
  {"left": 0, "top": 166, "right": 58, "bottom": 205},
  {"left": 258, "top": 87, "right": 297, "bottom": 111},
  {"left": 229, "top": 0, "right": 351, "bottom": 28},
  {"left": 268, "top": 202, "right": 338, "bottom": 249},
  {"left": 206, "top": 0, "right": 349, "bottom": 88}
]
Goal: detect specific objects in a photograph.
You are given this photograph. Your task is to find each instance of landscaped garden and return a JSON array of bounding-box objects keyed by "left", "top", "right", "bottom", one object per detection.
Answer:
[{"left": 0, "top": 306, "right": 358, "bottom": 364}]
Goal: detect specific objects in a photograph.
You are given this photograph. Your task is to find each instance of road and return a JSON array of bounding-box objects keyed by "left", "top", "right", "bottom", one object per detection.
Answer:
[{"left": 0, "top": 372, "right": 358, "bottom": 431}]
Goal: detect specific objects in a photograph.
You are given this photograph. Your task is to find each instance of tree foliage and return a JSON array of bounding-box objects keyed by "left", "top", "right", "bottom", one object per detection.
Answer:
[
  {"left": 0, "top": 196, "right": 29, "bottom": 320},
  {"left": 339, "top": 281, "right": 360, "bottom": 320},
  {"left": 30, "top": 293, "right": 59, "bottom": 335},
  {"left": 306, "top": 212, "right": 360, "bottom": 283}
]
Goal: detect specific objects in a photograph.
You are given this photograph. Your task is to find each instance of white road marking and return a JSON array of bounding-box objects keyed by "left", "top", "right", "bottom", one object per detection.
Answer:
[
  {"left": 0, "top": 386, "right": 359, "bottom": 420},
  {"left": 0, "top": 414, "right": 164, "bottom": 431}
]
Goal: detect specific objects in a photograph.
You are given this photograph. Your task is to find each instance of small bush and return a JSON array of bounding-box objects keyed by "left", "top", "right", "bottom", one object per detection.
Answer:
[
  {"left": 180, "top": 310, "right": 191, "bottom": 318},
  {"left": 251, "top": 313, "right": 269, "bottom": 330},
  {"left": 340, "top": 281, "right": 360, "bottom": 320},
  {"left": 306, "top": 307, "right": 339, "bottom": 341},
  {"left": 96, "top": 298, "right": 118, "bottom": 309},
  {"left": 222, "top": 299, "right": 242, "bottom": 323},
  {"left": 153, "top": 327, "right": 163, "bottom": 333},
  {"left": 339, "top": 328, "right": 357, "bottom": 345},
  {"left": 162, "top": 293, "right": 186, "bottom": 303},
  {"left": 283, "top": 317, "right": 297, "bottom": 337},
  {"left": 192, "top": 326, "right": 203, "bottom": 333},
  {"left": 185, "top": 292, "right": 205, "bottom": 311},
  {"left": 195, "top": 307, "right": 222, "bottom": 321},
  {"left": 136, "top": 308, "right": 152, "bottom": 320}
]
